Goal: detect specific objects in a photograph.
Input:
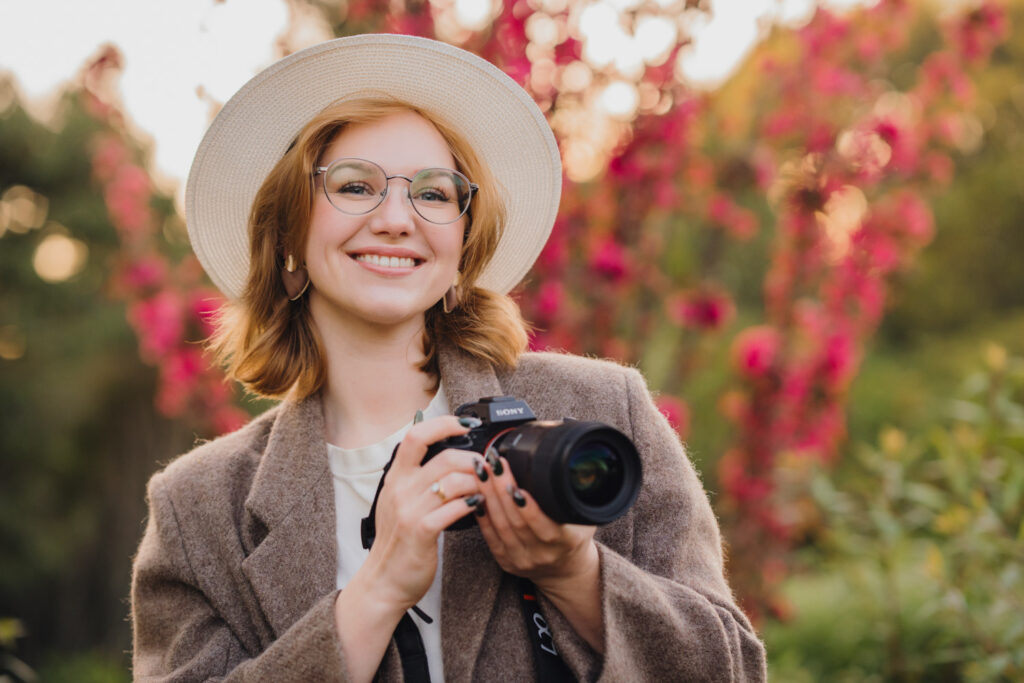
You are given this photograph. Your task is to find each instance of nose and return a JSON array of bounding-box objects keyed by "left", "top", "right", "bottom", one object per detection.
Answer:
[{"left": 368, "top": 178, "right": 416, "bottom": 237}]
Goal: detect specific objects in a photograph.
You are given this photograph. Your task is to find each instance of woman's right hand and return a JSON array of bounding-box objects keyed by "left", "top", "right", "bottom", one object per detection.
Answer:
[{"left": 353, "top": 415, "right": 485, "bottom": 612}]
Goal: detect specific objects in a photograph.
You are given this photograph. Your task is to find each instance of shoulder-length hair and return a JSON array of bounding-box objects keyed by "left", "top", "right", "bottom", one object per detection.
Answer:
[{"left": 208, "top": 97, "right": 529, "bottom": 400}]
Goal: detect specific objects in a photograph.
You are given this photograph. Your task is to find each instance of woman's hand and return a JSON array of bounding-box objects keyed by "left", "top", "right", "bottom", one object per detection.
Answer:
[
  {"left": 474, "top": 453, "right": 596, "bottom": 583},
  {"left": 359, "top": 415, "right": 486, "bottom": 609},
  {"left": 335, "top": 415, "right": 486, "bottom": 682},
  {"left": 474, "top": 454, "right": 605, "bottom": 652}
]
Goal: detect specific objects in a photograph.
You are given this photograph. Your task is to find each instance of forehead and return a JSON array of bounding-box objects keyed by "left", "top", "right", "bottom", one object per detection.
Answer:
[{"left": 320, "top": 110, "right": 456, "bottom": 173}]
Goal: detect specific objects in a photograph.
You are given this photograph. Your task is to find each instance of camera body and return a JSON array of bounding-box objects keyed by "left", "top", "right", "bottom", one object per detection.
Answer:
[{"left": 423, "top": 396, "right": 642, "bottom": 529}]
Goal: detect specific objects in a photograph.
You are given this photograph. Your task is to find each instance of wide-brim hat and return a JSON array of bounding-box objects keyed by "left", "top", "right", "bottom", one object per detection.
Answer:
[{"left": 185, "top": 33, "right": 562, "bottom": 300}]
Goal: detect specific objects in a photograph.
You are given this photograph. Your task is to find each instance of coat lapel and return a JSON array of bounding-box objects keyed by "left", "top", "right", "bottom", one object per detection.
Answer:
[
  {"left": 238, "top": 345, "right": 508, "bottom": 675},
  {"left": 241, "top": 395, "right": 337, "bottom": 640},
  {"left": 438, "top": 344, "right": 507, "bottom": 681}
]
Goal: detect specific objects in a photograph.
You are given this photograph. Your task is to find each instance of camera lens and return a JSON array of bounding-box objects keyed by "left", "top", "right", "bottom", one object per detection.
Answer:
[
  {"left": 567, "top": 441, "right": 622, "bottom": 506},
  {"left": 498, "top": 420, "right": 641, "bottom": 525}
]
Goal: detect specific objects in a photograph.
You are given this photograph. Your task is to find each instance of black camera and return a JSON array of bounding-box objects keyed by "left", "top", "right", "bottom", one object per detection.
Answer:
[{"left": 424, "top": 396, "right": 642, "bottom": 529}]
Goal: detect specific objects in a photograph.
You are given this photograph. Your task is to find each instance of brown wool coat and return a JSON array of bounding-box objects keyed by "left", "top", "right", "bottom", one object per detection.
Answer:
[{"left": 131, "top": 344, "right": 767, "bottom": 682}]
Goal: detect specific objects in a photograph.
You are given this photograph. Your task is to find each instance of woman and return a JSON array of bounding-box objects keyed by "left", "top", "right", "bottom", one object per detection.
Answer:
[{"left": 131, "top": 34, "right": 766, "bottom": 682}]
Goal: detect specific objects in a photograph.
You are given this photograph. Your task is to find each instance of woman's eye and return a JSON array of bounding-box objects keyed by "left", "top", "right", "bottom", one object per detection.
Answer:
[
  {"left": 415, "top": 187, "right": 451, "bottom": 203},
  {"left": 337, "top": 182, "right": 375, "bottom": 196}
]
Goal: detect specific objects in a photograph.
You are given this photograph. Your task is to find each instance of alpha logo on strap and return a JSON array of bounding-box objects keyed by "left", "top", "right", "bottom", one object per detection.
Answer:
[{"left": 532, "top": 611, "right": 558, "bottom": 656}]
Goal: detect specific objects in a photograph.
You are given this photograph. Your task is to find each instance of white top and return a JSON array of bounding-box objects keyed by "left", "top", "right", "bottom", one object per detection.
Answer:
[{"left": 326, "top": 386, "right": 450, "bottom": 683}]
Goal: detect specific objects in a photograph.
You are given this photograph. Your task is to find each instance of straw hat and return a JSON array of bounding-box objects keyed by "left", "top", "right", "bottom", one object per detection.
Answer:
[{"left": 185, "top": 33, "right": 562, "bottom": 300}]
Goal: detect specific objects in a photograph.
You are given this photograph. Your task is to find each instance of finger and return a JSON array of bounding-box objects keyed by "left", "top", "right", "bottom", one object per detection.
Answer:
[
  {"left": 475, "top": 500, "right": 510, "bottom": 550},
  {"left": 419, "top": 494, "right": 487, "bottom": 534},
  {"left": 479, "top": 456, "right": 527, "bottom": 544},
  {"left": 417, "top": 448, "right": 482, "bottom": 481},
  {"left": 503, "top": 487, "right": 564, "bottom": 545},
  {"left": 421, "top": 472, "right": 480, "bottom": 507},
  {"left": 392, "top": 416, "right": 480, "bottom": 471}
]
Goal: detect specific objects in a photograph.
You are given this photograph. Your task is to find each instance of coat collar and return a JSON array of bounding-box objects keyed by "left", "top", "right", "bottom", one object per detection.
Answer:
[{"left": 240, "top": 342, "right": 507, "bottom": 678}]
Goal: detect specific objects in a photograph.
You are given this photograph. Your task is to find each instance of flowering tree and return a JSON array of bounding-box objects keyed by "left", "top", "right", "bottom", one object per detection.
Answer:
[{"left": 84, "top": 0, "right": 1009, "bottom": 617}]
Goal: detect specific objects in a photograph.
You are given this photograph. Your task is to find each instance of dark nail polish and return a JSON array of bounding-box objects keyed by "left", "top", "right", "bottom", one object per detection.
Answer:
[
  {"left": 414, "top": 410, "right": 424, "bottom": 425},
  {"left": 465, "top": 494, "right": 483, "bottom": 508},
  {"left": 475, "top": 501, "right": 487, "bottom": 517},
  {"left": 474, "top": 459, "right": 488, "bottom": 482},
  {"left": 459, "top": 416, "right": 482, "bottom": 429},
  {"left": 510, "top": 487, "right": 527, "bottom": 508},
  {"left": 486, "top": 448, "right": 504, "bottom": 476}
]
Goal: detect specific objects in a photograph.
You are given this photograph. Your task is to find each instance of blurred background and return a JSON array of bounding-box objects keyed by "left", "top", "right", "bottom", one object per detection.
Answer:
[{"left": 1, "top": 0, "right": 1022, "bottom": 680}]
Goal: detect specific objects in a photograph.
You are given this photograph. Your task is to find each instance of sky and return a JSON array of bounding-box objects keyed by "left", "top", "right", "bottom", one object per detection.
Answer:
[{"left": 0, "top": 0, "right": 870, "bottom": 194}]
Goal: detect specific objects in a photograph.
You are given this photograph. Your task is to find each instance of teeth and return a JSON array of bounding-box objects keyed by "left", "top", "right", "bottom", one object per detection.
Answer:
[{"left": 355, "top": 254, "right": 416, "bottom": 268}]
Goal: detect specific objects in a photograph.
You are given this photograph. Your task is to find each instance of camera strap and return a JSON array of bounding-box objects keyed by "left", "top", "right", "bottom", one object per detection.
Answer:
[
  {"left": 518, "top": 577, "right": 578, "bottom": 682},
  {"left": 362, "top": 446, "right": 573, "bottom": 681}
]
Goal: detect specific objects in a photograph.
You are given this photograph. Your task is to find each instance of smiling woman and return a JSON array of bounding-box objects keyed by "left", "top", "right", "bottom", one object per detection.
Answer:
[{"left": 130, "top": 33, "right": 766, "bottom": 682}]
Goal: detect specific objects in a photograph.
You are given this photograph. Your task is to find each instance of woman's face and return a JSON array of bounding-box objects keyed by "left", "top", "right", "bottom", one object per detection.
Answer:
[{"left": 304, "top": 110, "right": 466, "bottom": 332}]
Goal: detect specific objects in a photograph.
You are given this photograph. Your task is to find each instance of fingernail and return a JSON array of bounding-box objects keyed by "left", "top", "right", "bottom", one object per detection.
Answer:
[
  {"left": 474, "top": 458, "right": 488, "bottom": 482},
  {"left": 508, "top": 485, "right": 526, "bottom": 508},
  {"left": 486, "top": 448, "right": 503, "bottom": 476},
  {"left": 465, "top": 494, "right": 483, "bottom": 508},
  {"left": 458, "top": 416, "right": 482, "bottom": 429},
  {"left": 475, "top": 502, "right": 487, "bottom": 517},
  {"left": 414, "top": 410, "right": 424, "bottom": 424}
]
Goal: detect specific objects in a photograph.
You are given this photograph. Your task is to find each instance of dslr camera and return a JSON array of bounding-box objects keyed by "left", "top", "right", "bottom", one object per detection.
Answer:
[{"left": 425, "top": 396, "right": 642, "bottom": 529}]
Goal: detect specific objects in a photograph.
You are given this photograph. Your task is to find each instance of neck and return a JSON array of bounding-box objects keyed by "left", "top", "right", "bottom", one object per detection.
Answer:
[{"left": 310, "top": 299, "right": 439, "bottom": 449}]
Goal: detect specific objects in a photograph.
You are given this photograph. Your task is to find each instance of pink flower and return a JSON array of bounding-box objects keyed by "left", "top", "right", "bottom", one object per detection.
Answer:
[
  {"left": 91, "top": 135, "right": 128, "bottom": 182},
  {"left": 949, "top": 3, "right": 1008, "bottom": 62},
  {"left": 819, "top": 332, "right": 858, "bottom": 392},
  {"left": 104, "top": 164, "right": 152, "bottom": 237},
  {"left": 128, "top": 291, "right": 184, "bottom": 361},
  {"left": 732, "top": 326, "right": 782, "bottom": 378},
  {"left": 120, "top": 254, "right": 168, "bottom": 292},
  {"left": 669, "top": 288, "right": 735, "bottom": 331},
  {"left": 707, "top": 195, "right": 758, "bottom": 241},
  {"left": 155, "top": 347, "right": 205, "bottom": 416},
  {"left": 534, "top": 281, "right": 564, "bottom": 320},
  {"left": 588, "top": 237, "right": 629, "bottom": 281},
  {"left": 892, "top": 192, "right": 935, "bottom": 245}
]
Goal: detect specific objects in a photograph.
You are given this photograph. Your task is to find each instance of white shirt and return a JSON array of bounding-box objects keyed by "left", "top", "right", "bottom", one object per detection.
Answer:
[{"left": 326, "top": 386, "right": 449, "bottom": 682}]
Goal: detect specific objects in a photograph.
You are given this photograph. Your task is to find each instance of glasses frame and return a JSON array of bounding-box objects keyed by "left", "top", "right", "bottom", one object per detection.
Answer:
[{"left": 313, "top": 157, "right": 478, "bottom": 225}]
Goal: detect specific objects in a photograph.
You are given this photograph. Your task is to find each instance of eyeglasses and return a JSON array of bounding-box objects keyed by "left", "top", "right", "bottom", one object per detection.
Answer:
[{"left": 314, "top": 157, "right": 478, "bottom": 225}]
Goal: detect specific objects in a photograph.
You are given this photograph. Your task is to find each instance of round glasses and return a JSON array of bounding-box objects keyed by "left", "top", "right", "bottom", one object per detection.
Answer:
[{"left": 314, "top": 157, "right": 478, "bottom": 225}]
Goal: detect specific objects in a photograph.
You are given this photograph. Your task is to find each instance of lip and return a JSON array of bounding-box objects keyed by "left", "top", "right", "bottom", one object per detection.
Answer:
[
  {"left": 347, "top": 246, "right": 426, "bottom": 260},
  {"left": 347, "top": 246, "right": 426, "bottom": 276}
]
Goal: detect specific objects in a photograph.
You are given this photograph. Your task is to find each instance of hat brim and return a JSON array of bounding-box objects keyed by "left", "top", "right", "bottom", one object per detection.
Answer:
[{"left": 185, "top": 33, "right": 562, "bottom": 300}]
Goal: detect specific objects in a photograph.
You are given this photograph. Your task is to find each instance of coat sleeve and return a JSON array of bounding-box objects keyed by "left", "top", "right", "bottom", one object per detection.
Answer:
[
  {"left": 131, "top": 475, "right": 352, "bottom": 682},
  {"left": 537, "top": 366, "right": 767, "bottom": 682}
]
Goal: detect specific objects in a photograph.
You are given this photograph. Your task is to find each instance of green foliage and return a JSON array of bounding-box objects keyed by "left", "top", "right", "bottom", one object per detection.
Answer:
[{"left": 767, "top": 346, "right": 1024, "bottom": 681}]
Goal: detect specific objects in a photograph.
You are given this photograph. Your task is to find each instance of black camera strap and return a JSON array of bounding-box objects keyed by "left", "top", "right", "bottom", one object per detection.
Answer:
[
  {"left": 393, "top": 612, "right": 431, "bottom": 683},
  {"left": 518, "top": 577, "right": 578, "bottom": 682},
  {"left": 362, "top": 444, "right": 573, "bottom": 681}
]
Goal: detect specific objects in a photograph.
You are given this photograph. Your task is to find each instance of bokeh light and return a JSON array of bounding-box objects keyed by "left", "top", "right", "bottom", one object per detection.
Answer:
[{"left": 33, "top": 231, "right": 89, "bottom": 283}]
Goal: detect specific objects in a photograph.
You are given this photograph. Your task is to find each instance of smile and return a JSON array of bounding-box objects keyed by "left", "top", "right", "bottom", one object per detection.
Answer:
[{"left": 352, "top": 254, "right": 421, "bottom": 269}]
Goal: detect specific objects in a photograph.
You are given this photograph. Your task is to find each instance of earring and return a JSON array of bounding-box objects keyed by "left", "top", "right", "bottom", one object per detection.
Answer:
[
  {"left": 282, "top": 254, "right": 310, "bottom": 301},
  {"left": 442, "top": 272, "right": 461, "bottom": 314}
]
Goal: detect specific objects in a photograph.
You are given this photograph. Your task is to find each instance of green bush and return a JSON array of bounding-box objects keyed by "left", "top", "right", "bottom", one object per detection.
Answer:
[{"left": 766, "top": 345, "right": 1024, "bottom": 682}]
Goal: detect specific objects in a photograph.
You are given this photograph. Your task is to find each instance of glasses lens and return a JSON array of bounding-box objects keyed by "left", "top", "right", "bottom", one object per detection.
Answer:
[
  {"left": 410, "top": 169, "right": 471, "bottom": 224},
  {"left": 323, "top": 159, "right": 386, "bottom": 215}
]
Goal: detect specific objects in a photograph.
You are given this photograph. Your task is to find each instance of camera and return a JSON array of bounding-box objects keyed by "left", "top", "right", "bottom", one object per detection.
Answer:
[{"left": 424, "top": 396, "right": 642, "bottom": 529}]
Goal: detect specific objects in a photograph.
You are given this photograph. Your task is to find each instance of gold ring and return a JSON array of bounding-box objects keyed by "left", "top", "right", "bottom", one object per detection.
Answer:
[{"left": 430, "top": 480, "right": 448, "bottom": 502}]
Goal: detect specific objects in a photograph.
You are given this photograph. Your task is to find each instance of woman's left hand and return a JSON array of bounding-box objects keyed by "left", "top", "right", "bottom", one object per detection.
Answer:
[
  {"left": 474, "top": 454, "right": 598, "bottom": 588},
  {"left": 475, "top": 453, "right": 605, "bottom": 652}
]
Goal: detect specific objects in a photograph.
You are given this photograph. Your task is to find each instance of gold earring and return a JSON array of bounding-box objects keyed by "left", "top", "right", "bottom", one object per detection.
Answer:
[
  {"left": 282, "top": 253, "right": 310, "bottom": 301},
  {"left": 442, "top": 272, "right": 461, "bottom": 314}
]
